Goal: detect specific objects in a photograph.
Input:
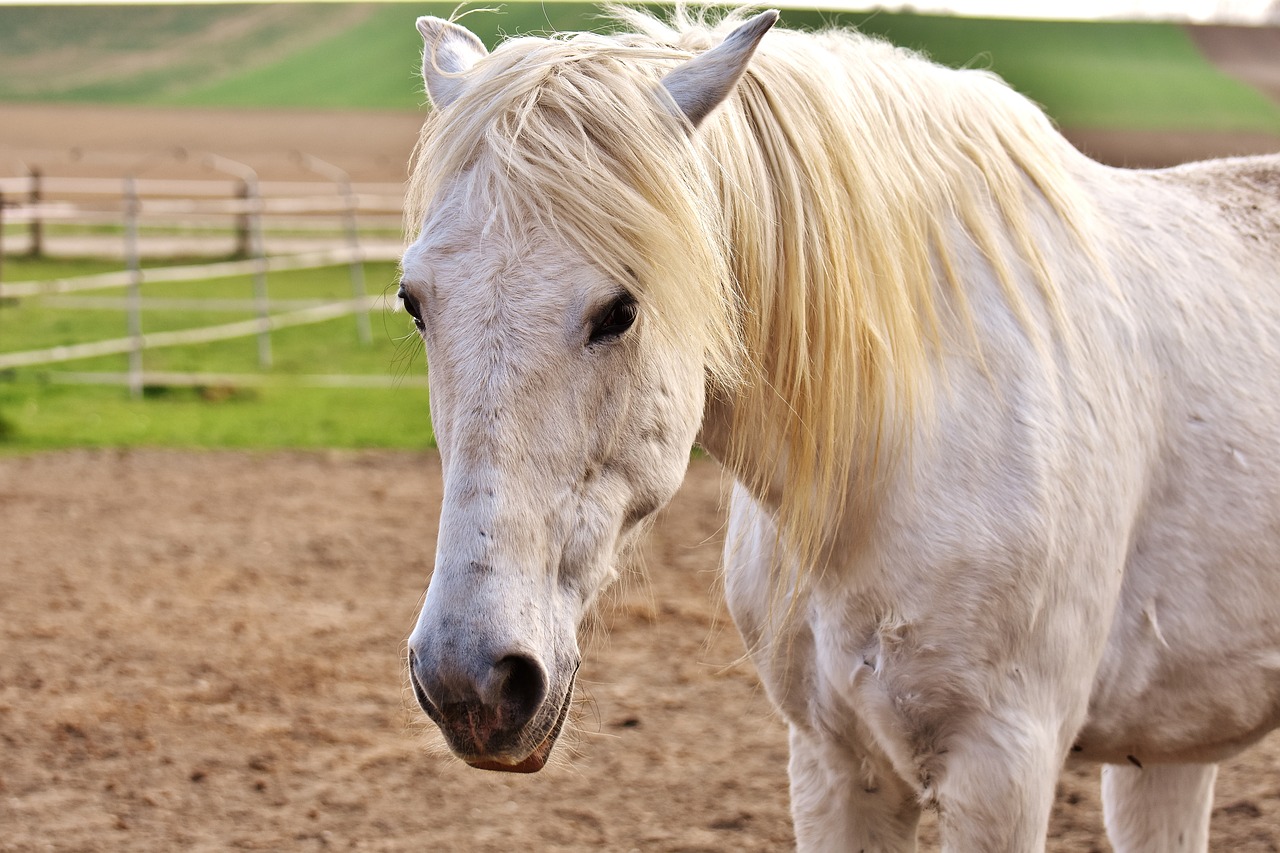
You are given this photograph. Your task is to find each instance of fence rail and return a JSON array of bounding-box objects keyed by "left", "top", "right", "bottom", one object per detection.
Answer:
[
  {"left": 1, "top": 157, "right": 411, "bottom": 397},
  {"left": 0, "top": 168, "right": 405, "bottom": 260},
  {"left": 0, "top": 174, "right": 406, "bottom": 199},
  {"left": 0, "top": 296, "right": 387, "bottom": 371},
  {"left": 45, "top": 371, "right": 427, "bottom": 389},
  {"left": 1, "top": 246, "right": 398, "bottom": 298}
]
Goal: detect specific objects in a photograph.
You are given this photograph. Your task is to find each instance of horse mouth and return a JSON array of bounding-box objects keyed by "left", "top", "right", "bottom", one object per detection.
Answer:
[{"left": 464, "top": 674, "right": 575, "bottom": 774}]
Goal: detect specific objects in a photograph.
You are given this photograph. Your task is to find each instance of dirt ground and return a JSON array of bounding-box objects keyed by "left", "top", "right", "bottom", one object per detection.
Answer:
[
  {"left": 0, "top": 104, "right": 424, "bottom": 185},
  {"left": 1186, "top": 24, "right": 1280, "bottom": 105},
  {"left": 2, "top": 103, "right": 1280, "bottom": 189},
  {"left": 2, "top": 450, "right": 1280, "bottom": 852}
]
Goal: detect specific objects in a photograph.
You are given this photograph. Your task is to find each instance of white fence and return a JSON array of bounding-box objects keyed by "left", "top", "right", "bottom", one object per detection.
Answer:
[{"left": 0, "top": 157, "right": 418, "bottom": 396}]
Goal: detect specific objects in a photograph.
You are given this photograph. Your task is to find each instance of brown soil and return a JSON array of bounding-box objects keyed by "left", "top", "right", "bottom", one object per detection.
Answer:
[
  {"left": 2, "top": 450, "right": 1280, "bottom": 851},
  {"left": 1186, "top": 24, "right": 1280, "bottom": 105},
  {"left": 2, "top": 100, "right": 1280, "bottom": 190},
  {"left": 0, "top": 104, "right": 423, "bottom": 184},
  {"left": 1062, "top": 127, "right": 1280, "bottom": 169}
]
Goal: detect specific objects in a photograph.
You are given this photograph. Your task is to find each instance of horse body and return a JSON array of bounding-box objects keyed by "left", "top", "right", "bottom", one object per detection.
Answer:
[
  {"left": 720, "top": 153, "right": 1280, "bottom": 847},
  {"left": 402, "top": 9, "right": 1280, "bottom": 850},
  {"left": 1081, "top": 160, "right": 1280, "bottom": 764}
]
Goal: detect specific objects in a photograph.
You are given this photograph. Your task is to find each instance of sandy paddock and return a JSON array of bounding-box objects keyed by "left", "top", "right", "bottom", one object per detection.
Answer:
[{"left": 2, "top": 450, "right": 1280, "bottom": 851}]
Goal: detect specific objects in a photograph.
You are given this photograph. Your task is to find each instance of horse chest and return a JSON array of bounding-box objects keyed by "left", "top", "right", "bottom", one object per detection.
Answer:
[{"left": 723, "top": 502, "right": 1024, "bottom": 774}]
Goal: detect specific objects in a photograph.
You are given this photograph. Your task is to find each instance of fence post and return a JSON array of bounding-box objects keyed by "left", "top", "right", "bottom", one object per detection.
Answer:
[
  {"left": 341, "top": 179, "right": 371, "bottom": 345},
  {"left": 124, "top": 176, "right": 144, "bottom": 399},
  {"left": 294, "top": 153, "right": 371, "bottom": 345},
  {"left": 234, "top": 179, "right": 251, "bottom": 258},
  {"left": 27, "top": 167, "right": 43, "bottom": 258},
  {"left": 0, "top": 190, "right": 6, "bottom": 290},
  {"left": 246, "top": 176, "right": 271, "bottom": 368},
  {"left": 206, "top": 154, "right": 271, "bottom": 368}
]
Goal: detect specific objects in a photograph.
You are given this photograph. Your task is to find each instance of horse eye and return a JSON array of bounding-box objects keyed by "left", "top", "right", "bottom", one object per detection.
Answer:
[
  {"left": 398, "top": 285, "right": 425, "bottom": 332},
  {"left": 589, "top": 294, "right": 638, "bottom": 344}
]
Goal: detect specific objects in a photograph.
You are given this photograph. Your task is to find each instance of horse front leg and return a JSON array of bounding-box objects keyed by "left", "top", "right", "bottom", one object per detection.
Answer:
[
  {"left": 928, "top": 717, "right": 1065, "bottom": 852},
  {"left": 788, "top": 724, "right": 922, "bottom": 852}
]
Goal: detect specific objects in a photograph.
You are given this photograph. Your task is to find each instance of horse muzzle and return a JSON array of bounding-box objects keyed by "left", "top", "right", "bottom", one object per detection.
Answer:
[{"left": 408, "top": 647, "right": 576, "bottom": 773}]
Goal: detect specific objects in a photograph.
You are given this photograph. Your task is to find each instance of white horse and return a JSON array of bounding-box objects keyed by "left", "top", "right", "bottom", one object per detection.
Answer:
[{"left": 401, "top": 8, "right": 1280, "bottom": 850}]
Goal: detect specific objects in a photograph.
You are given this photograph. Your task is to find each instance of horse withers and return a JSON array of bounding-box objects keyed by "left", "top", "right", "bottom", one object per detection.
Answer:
[{"left": 401, "top": 8, "right": 1280, "bottom": 850}]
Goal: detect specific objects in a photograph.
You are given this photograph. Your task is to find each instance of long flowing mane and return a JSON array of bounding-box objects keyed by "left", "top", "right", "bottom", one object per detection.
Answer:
[{"left": 406, "top": 7, "right": 1097, "bottom": 575}]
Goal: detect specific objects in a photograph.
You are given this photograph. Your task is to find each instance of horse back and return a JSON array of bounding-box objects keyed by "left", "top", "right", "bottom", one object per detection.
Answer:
[{"left": 1156, "top": 153, "right": 1280, "bottom": 256}]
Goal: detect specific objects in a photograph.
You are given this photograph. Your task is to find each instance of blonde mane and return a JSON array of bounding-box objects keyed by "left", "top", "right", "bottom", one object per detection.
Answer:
[{"left": 407, "top": 8, "right": 1095, "bottom": 577}]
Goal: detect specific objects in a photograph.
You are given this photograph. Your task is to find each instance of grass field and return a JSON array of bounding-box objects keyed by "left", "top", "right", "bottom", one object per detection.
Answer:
[
  {"left": 0, "top": 257, "right": 435, "bottom": 452},
  {"left": 2, "top": 3, "right": 1279, "bottom": 454},
  {"left": 0, "top": 3, "right": 1278, "bottom": 131}
]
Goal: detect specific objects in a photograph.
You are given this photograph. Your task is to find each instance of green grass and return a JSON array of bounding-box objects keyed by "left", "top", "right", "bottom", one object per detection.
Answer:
[
  {"left": 0, "top": 384, "right": 431, "bottom": 452},
  {"left": 0, "top": 3, "right": 1278, "bottom": 131},
  {"left": 175, "top": 2, "right": 647, "bottom": 110},
  {"left": 829, "top": 13, "right": 1280, "bottom": 131},
  {"left": 0, "top": 257, "right": 434, "bottom": 453},
  {"left": 164, "top": 5, "right": 428, "bottom": 110},
  {"left": 0, "top": 5, "right": 311, "bottom": 103}
]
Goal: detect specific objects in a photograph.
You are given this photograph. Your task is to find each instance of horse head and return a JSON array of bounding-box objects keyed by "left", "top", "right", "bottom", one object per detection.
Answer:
[{"left": 402, "top": 12, "right": 777, "bottom": 772}]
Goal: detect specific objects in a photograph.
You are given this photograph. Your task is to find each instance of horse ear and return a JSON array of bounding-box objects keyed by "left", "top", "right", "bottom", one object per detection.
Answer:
[
  {"left": 661, "top": 10, "right": 779, "bottom": 128},
  {"left": 417, "top": 16, "right": 488, "bottom": 109}
]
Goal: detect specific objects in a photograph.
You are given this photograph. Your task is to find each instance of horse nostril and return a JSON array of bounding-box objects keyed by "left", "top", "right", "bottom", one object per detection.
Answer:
[
  {"left": 409, "top": 643, "right": 547, "bottom": 722},
  {"left": 492, "top": 653, "right": 547, "bottom": 725}
]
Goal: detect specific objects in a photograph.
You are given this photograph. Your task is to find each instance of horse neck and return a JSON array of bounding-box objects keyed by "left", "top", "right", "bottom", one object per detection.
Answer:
[
  {"left": 696, "top": 163, "right": 1105, "bottom": 530},
  {"left": 691, "top": 35, "right": 1102, "bottom": 552},
  {"left": 697, "top": 387, "right": 796, "bottom": 498}
]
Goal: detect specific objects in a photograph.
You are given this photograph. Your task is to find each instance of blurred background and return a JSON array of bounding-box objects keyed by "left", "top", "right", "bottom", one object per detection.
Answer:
[{"left": 1, "top": 0, "right": 1279, "bottom": 453}]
